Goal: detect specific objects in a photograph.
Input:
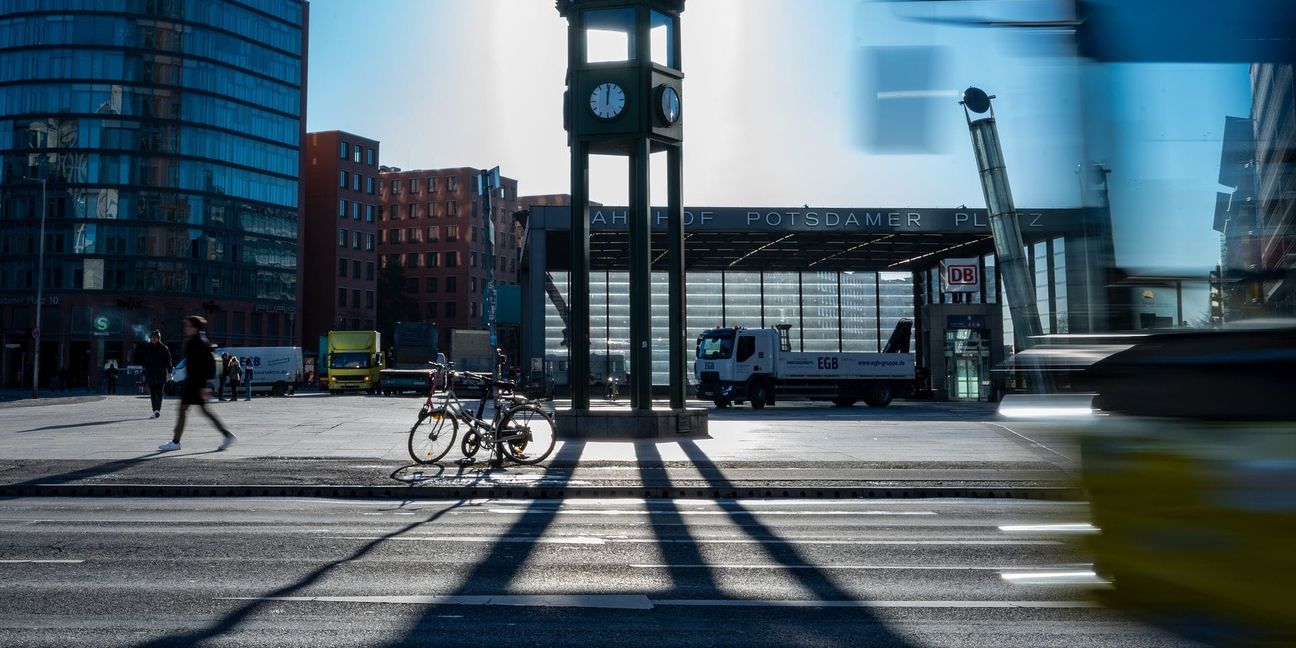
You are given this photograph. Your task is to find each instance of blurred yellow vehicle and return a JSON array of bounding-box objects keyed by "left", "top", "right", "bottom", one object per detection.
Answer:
[{"left": 1080, "top": 324, "right": 1296, "bottom": 645}]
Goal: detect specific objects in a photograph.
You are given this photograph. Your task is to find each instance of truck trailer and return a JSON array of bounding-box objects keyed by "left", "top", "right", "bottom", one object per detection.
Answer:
[
  {"left": 379, "top": 322, "right": 439, "bottom": 395},
  {"left": 694, "top": 321, "right": 915, "bottom": 409}
]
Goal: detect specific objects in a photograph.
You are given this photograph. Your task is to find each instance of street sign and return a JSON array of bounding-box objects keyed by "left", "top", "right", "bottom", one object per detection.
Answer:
[
  {"left": 93, "top": 316, "right": 110, "bottom": 332},
  {"left": 940, "top": 257, "right": 980, "bottom": 293}
]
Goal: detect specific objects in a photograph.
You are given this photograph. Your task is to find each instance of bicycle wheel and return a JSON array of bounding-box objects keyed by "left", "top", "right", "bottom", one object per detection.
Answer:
[
  {"left": 497, "top": 404, "right": 557, "bottom": 465},
  {"left": 408, "top": 408, "right": 458, "bottom": 464},
  {"left": 460, "top": 429, "right": 481, "bottom": 458}
]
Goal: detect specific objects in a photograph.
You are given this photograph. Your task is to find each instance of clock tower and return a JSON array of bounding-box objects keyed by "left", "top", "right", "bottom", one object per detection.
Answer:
[{"left": 558, "top": 0, "right": 687, "bottom": 413}]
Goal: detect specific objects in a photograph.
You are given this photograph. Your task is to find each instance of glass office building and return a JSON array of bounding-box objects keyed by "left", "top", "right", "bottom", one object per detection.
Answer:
[{"left": 0, "top": 0, "right": 306, "bottom": 388}]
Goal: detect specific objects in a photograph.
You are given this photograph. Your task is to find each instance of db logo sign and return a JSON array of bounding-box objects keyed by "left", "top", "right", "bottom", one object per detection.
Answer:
[{"left": 946, "top": 265, "right": 978, "bottom": 285}]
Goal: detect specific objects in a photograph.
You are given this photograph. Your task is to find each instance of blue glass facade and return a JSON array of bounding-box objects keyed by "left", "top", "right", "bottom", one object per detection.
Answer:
[{"left": 0, "top": 0, "right": 305, "bottom": 387}]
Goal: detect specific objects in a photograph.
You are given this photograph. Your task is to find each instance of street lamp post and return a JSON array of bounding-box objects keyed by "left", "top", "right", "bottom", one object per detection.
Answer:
[{"left": 22, "top": 174, "right": 47, "bottom": 399}]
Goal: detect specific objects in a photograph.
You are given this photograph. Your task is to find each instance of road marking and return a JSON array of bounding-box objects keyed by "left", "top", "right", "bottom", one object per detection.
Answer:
[
  {"left": 1001, "top": 570, "right": 1110, "bottom": 585},
  {"left": 0, "top": 559, "right": 85, "bottom": 564},
  {"left": 329, "top": 536, "right": 1058, "bottom": 546},
  {"left": 486, "top": 509, "right": 937, "bottom": 516},
  {"left": 998, "top": 523, "right": 1098, "bottom": 534},
  {"left": 629, "top": 564, "right": 1088, "bottom": 571},
  {"left": 222, "top": 595, "right": 1098, "bottom": 610},
  {"left": 984, "top": 422, "right": 1076, "bottom": 463}
]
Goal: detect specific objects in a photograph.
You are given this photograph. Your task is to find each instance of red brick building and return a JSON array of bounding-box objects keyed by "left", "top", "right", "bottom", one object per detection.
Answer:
[
  {"left": 302, "top": 131, "right": 381, "bottom": 357},
  {"left": 377, "top": 167, "right": 522, "bottom": 354}
]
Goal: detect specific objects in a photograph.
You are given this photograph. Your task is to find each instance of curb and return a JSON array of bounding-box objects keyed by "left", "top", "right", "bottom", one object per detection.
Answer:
[{"left": 0, "top": 483, "right": 1085, "bottom": 501}]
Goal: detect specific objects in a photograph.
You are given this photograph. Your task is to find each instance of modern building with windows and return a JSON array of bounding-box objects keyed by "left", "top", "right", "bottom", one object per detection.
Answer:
[
  {"left": 376, "top": 167, "right": 522, "bottom": 356},
  {"left": 0, "top": 0, "right": 307, "bottom": 389},
  {"left": 520, "top": 204, "right": 1093, "bottom": 401},
  {"left": 301, "top": 131, "right": 380, "bottom": 356}
]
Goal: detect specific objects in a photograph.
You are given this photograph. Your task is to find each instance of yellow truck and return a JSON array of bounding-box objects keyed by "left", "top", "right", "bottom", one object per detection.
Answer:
[{"left": 326, "top": 330, "right": 383, "bottom": 394}]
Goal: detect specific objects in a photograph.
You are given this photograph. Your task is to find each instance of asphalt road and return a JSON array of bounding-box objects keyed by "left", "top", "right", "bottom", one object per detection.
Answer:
[{"left": 0, "top": 497, "right": 1205, "bottom": 648}]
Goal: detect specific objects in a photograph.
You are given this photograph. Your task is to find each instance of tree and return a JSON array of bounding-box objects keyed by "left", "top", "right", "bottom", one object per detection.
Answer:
[{"left": 377, "top": 261, "right": 420, "bottom": 343}]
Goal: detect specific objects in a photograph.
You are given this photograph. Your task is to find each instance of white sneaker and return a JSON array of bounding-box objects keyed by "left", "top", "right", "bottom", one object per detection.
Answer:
[
  {"left": 158, "top": 441, "right": 181, "bottom": 452},
  {"left": 218, "top": 433, "right": 238, "bottom": 451},
  {"left": 151, "top": 411, "right": 160, "bottom": 419}
]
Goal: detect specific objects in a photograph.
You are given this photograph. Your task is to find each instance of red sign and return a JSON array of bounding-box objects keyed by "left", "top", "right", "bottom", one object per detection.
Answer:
[{"left": 946, "top": 265, "right": 978, "bottom": 284}]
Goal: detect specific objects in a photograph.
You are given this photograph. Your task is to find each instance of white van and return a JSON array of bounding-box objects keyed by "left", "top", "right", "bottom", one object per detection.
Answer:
[{"left": 216, "top": 347, "right": 304, "bottom": 397}]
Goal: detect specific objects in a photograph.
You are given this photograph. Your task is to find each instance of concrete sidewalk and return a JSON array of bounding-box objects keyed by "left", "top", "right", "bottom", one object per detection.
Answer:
[{"left": 0, "top": 391, "right": 1081, "bottom": 498}]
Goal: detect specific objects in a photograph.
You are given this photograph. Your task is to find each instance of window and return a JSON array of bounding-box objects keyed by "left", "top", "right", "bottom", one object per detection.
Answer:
[
  {"left": 338, "top": 228, "right": 346, "bottom": 247},
  {"left": 427, "top": 176, "right": 437, "bottom": 192},
  {"left": 390, "top": 179, "right": 400, "bottom": 194},
  {"left": 425, "top": 251, "right": 439, "bottom": 267},
  {"left": 471, "top": 226, "right": 478, "bottom": 242},
  {"left": 352, "top": 202, "right": 361, "bottom": 221},
  {"left": 426, "top": 302, "right": 437, "bottom": 318},
  {"left": 470, "top": 251, "right": 478, "bottom": 267},
  {"left": 446, "top": 276, "right": 457, "bottom": 292},
  {"left": 391, "top": 205, "right": 401, "bottom": 220},
  {"left": 736, "top": 335, "right": 756, "bottom": 362},
  {"left": 337, "top": 287, "right": 346, "bottom": 306},
  {"left": 447, "top": 225, "right": 459, "bottom": 242},
  {"left": 386, "top": 254, "right": 400, "bottom": 267},
  {"left": 408, "top": 227, "right": 420, "bottom": 243},
  {"left": 447, "top": 176, "right": 458, "bottom": 192},
  {"left": 352, "top": 289, "right": 360, "bottom": 308},
  {"left": 352, "top": 231, "right": 361, "bottom": 249},
  {"left": 446, "top": 251, "right": 459, "bottom": 267},
  {"left": 365, "top": 291, "right": 374, "bottom": 309},
  {"left": 447, "top": 201, "right": 458, "bottom": 216},
  {"left": 365, "top": 205, "right": 374, "bottom": 222},
  {"left": 446, "top": 302, "right": 457, "bottom": 318},
  {"left": 366, "top": 262, "right": 375, "bottom": 280},
  {"left": 365, "top": 233, "right": 375, "bottom": 251},
  {"left": 409, "top": 178, "right": 419, "bottom": 194},
  {"left": 470, "top": 301, "right": 478, "bottom": 318},
  {"left": 426, "top": 277, "right": 438, "bottom": 293},
  {"left": 338, "top": 199, "right": 347, "bottom": 218},
  {"left": 353, "top": 146, "right": 362, "bottom": 164},
  {"left": 366, "top": 176, "right": 375, "bottom": 194},
  {"left": 389, "top": 229, "right": 402, "bottom": 244},
  {"left": 339, "top": 141, "right": 348, "bottom": 159},
  {"left": 428, "top": 226, "right": 440, "bottom": 242},
  {"left": 366, "top": 148, "right": 375, "bottom": 166},
  {"left": 471, "top": 277, "right": 478, "bottom": 292},
  {"left": 352, "top": 173, "right": 362, "bottom": 192},
  {"left": 337, "top": 257, "right": 347, "bottom": 277},
  {"left": 352, "top": 260, "right": 361, "bottom": 279},
  {"left": 427, "top": 203, "right": 435, "bottom": 219},
  {"left": 405, "top": 253, "right": 419, "bottom": 267},
  {"left": 404, "top": 278, "right": 418, "bottom": 293},
  {"left": 377, "top": 206, "right": 385, "bottom": 221},
  {"left": 339, "top": 170, "right": 348, "bottom": 188}
]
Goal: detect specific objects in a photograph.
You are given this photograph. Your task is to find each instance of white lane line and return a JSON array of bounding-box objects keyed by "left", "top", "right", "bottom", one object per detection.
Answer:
[
  {"left": 629, "top": 564, "right": 1090, "bottom": 571},
  {"left": 998, "top": 523, "right": 1098, "bottom": 534},
  {"left": 0, "top": 559, "right": 85, "bottom": 564},
  {"left": 1001, "top": 570, "right": 1110, "bottom": 585},
  {"left": 984, "top": 422, "right": 1076, "bottom": 463},
  {"left": 221, "top": 595, "right": 1097, "bottom": 610},
  {"left": 329, "top": 536, "right": 1059, "bottom": 546},
  {"left": 486, "top": 509, "right": 937, "bottom": 516},
  {"left": 222, "top": 594, "right": 653, "bottom": 610}
]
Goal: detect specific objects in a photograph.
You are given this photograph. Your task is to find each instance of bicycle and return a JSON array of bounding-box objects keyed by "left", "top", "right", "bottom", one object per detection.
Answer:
[{"left": 407, "top": 362, "right": 557, "bottom": 465}]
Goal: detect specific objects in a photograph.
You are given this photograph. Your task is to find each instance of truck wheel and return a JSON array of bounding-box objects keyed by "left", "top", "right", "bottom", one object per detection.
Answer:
[
  {"left": 272, "top": 382, "right": 287, "bottom": 397},
  {"left": 748, "top": 382, "right": 769, "bottom": 410},
  {"left": 864, "top": 384, "right": 893, "bottom": 407},
  {"left": 713, "top": 399, "right": 731, "bottom": 409},
  {"left": 832, "top": 398, "right": 857, "bottom": 407}
]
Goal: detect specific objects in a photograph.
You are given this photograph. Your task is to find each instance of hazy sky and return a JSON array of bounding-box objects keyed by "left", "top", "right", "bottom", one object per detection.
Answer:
[{"left": 306, "top": 0, "right": 1249, "bottom": 276}]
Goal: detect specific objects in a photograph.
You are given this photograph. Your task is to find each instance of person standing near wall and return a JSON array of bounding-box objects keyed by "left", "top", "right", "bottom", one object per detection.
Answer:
[
  {"left": 141, "top": 330, "right": 173, "bottom": 419},
  {"left": 226, "top": 355, "right": 242, "bottom": 403},
  {"left": 243, "top": 359, "right": 253, "bottom": 401},
  {"left": 158, "top": 316, "right": 236, "bottom": 452}
]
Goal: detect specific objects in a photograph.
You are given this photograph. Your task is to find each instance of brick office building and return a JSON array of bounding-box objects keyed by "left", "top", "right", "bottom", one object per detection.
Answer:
[
  {"left": 377, "top": 167, "right": 522, "bottom": 357},
  {"left": 301, "top": 132, "right": 381, "bottom": 358}
]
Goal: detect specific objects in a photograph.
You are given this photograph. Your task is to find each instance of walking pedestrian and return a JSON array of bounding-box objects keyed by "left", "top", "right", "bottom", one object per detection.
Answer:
[
  {"left": 226, "top": 354, "right": 242, "bottom": 402},
  {"left": 217, "top": 353, "right": 229, "bottom": 401},
  {"left": 243, "top": 359, "right": 253, "bottom": 401},
  {"left": 140, "top": 330, "right": 173, "bottom": 419},
  {"left": 158, "top": 316, "right": 235, "bottom": 452},
  {"left": 104, "top": 360, "right": 119, "bottom": 395}
]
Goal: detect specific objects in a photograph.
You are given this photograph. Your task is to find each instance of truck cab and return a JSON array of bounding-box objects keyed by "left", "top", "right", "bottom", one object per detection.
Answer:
[
  {"left": 695, "top": 327, "right": 778, "bottom": 407},
  {"left": 327, "top": 330, "right": 383, "bottom": 394}
]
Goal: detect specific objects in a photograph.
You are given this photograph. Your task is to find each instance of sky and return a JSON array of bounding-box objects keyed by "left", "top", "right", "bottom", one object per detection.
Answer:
[{"left": 306, "top": 0, "right": 1251, "bottom": 281}]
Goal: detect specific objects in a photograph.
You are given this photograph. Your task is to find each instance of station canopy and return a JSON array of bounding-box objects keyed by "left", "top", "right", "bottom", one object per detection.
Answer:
[{"left": 525, "top": 206, "right": 1083, "bottom": 272}]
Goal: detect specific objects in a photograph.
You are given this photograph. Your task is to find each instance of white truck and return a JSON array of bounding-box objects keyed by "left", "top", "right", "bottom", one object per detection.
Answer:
[
  {"left": 694, "top": 321, "right": 915, "bottom": 409},
  {"left": 216, "top": 346, "right": 304, "bottom": 397}
]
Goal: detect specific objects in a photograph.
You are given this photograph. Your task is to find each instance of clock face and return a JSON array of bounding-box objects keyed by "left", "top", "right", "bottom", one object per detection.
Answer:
[
  {"left": 589, "top": 82, "right": 626, "bottom": 119},
  {"left": 658, "top": 85, "right": 681, "bottom": 125}
]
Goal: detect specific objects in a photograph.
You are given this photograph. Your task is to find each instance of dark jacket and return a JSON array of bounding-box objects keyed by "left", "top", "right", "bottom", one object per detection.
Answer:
[
  {"left": 180, "top": 333, "right": 216, "bottom": 403},
  {"left": 141, "top": 342, "right": 173, "bottom": 384}
]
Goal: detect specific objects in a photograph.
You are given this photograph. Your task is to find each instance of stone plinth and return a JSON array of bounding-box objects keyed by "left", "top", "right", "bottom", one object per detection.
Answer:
[{"left": 555, "top": 408, "right": 709, "bottom": 439}]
